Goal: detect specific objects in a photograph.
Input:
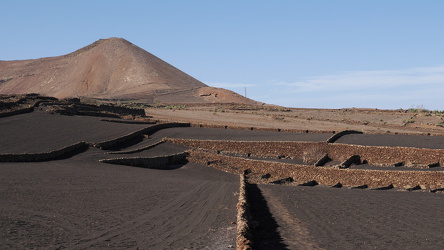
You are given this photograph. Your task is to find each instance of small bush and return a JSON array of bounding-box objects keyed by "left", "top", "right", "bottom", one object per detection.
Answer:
[{"left": 302, "top": 145, "right": 326, "bottom": 164}]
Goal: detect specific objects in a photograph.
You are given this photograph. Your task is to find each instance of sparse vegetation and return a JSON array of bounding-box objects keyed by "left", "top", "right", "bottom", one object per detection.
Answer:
[
  {"left": 408, "top": 105, "right": 428, "bottom": 113},
  {"left": 403, "top": 117, "right": 415, "bottom": 126},
  {"left": 165, "top": 104, "right": 186, "bottom": 110},
  {"left": 273, "top": 115, "right": 285, "bottom": 121},
  {"left": 302, "top": 145, "right": 326, "bottom": 164}
]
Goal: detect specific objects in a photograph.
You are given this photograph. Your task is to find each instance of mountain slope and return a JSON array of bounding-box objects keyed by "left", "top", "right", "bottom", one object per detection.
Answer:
[{"left": 0, "top": 38, "right": 257, "bottom": 104}]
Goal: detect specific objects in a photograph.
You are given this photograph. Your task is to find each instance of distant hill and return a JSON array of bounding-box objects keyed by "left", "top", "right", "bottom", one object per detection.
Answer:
[{"left": 0, "top": 38, "right": 258, "bottom": 104}]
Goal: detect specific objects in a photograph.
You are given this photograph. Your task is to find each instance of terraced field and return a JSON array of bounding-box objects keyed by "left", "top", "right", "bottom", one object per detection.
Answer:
[{"left": 1, "top": 104, "right": 444, "bottom": 249}]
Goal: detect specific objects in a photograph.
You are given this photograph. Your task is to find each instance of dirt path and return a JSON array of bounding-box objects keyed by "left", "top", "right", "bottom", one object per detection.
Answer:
[{"left": 146, "top": 106, "right": 444, "bottom": 135}]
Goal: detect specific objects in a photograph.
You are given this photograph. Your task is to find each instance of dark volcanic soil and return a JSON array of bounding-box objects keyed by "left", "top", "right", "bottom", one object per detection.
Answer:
[
  {"left": 0, "top": 111, "right": 148, "bottom": 153},
  {"left": 0, "top": 153, "right": 238, "bottom": 249},
  {"left": 259, "top": 185, "right": 444, "bottom": 249},
  {"left": 336, "top": 133, "right": 444, "bottom": 149}
]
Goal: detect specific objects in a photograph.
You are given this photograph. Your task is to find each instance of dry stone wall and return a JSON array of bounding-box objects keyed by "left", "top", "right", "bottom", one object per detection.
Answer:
[
  {"left": 167, "top": 138, "right": 444, "bottom": 167},
  {"left": 328, "top": 143, "right": 444, "bottom": 167},
  {"left": 93, "top": 123, "right": 190, "bottom": 150},
  {"left": 189, "top": 123, "right": 336, "bottom": 134},
  {"left": 98, "top": 104, "right": 145, "bottom": 116},
  {"left": 0, "top": 107, "right": 34, "bottom": 118},
  {"left": 166, "top": 138, "right": 325, "bottom": 159},
  {"left": 326, "top": 130, "right": 363, "bottom": 143},
  {"left": 236, "top": 172, "right": 253, "bottom": 250},
  {"left": 0, "top": 142, "right": 88, "bottom": 162},
  {"left": 99, "top": 152, "right": 188, "bottom": 169},
  {"left": 186, "top": 149, "right": 444, "bottom": 189}
]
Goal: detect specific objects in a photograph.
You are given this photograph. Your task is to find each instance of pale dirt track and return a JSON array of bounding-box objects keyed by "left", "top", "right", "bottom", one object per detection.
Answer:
[
  {"left": 258, "top": 185, "right": 444, "bottom": 249},
  {"left": 147, "top": 127, "right": 333, "bottom": 141}
]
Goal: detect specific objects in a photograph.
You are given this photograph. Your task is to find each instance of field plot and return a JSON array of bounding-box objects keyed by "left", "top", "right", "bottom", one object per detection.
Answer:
[
  {"left": 258, "top": 185, "right": 444, "bottom": 249},
  {"left": 336, "top": 133, "right": 444, "bottom": 149},
  {"left": 0, "top": 111, "right": 148, "bottom": 153},
  {"left": 0, "top": 153, "right": 238, "bottom": 249}
]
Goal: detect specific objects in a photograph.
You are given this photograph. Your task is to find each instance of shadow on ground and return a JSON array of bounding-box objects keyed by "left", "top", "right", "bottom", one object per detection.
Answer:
[{"left": 248, "top": 183, "right": 289, "bottom": 250}]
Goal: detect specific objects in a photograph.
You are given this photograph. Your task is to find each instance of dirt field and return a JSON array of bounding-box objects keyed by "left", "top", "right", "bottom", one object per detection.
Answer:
[
  {"left": 0, "top": 111, "right": 148, "bottom": 153},
  {"left": 337, "top": 133, "right": 444, "bottom": 149},
  {"left": 258, "top": 185, "right": 444, "bottom": 249},
  {"left": 0, "top": 150, "right": 239, "bottom": 249}
]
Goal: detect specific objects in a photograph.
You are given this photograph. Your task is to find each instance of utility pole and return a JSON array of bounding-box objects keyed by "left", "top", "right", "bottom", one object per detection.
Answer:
[{"left": 244, "top": 87, "right": 247, "bottom": 98}]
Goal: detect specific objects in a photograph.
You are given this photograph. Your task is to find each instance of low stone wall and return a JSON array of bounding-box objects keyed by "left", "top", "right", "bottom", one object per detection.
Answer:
[
  {"left": 99, "top": 152, "right": 188, "bottom": 169},
  {"left": 93, "top": 127, "right": 154, "bottom": 150},
  {"left": 236, "top": 172, "right": 253, "bottom": 250},
  {"left": 166, "top": 138, "right": 444, "bottom": 167},
  {"left": 328, "top": 143, "right": 444, "bottom": 167},
  {"left": 144, "top": 122, "right": 191, "bottom": 136},
  {"left": 186, "top": 149, "right": 444, "bottom": 189},
  {"left": 0, "top": 107, "right": 34, "bottom": 118},
  {"left": 189, "top": 123, "right": 336, "bottom": 134},
  {"left": 99, "top": 104, "right": 146, "bottom": 116},
  {"left": 93, "top": 123, "right": 189, "bottom": 150},
  {"left": 326, "top": 130, "right": 363, "bottom": 143},
  {"left": 100, "top": 119, "right": 155, "bottom": 125},
  {"left": 108, "top": 140, "right": 165, "bottom": 154},
  {"left": 0, "top": 142, "right": 88, "bottom": 162},
  {"left": 166, "top": 138, "right": 324, "bottom": 159}
]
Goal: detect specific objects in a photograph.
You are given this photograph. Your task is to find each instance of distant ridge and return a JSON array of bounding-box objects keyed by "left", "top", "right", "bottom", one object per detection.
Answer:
[{"left": 0, "top": 38, "right": 258, "bottom": 104}]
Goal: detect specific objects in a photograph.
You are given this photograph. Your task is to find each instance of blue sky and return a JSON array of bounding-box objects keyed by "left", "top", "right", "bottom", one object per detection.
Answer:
[{"left": 1, "top": 1, "right": 444, "bottom": 110}]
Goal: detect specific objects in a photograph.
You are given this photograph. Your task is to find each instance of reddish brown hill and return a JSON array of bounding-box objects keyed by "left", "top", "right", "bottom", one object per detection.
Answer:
[{"left": 0, "top": 38, "right": 258, "bottom": 104}]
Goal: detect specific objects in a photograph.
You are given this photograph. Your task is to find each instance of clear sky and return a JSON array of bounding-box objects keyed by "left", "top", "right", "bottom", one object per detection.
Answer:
[{"left": 1, "top": 1, "right": 444, "bottom": 110}]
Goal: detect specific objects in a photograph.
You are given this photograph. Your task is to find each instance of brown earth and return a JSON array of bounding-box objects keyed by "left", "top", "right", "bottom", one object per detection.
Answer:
[
  {"left": 0, "top": 38, "right": 257, "bottom": 105},
  {"left": 145, "top": 103, "right": 444, "bottom": 135}
]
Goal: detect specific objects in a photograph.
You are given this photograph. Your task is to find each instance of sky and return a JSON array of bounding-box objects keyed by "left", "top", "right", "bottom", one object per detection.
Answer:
[{"left": 1, "top": 0, "right": 444, "bottom": 110}]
